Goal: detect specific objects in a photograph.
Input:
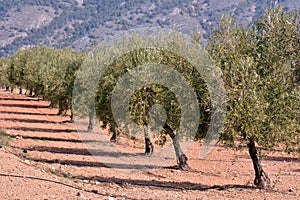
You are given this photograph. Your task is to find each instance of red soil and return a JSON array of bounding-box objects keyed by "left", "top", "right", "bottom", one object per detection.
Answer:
[{"left": 0, "top": 89, "right": 299, "bottom": 200}]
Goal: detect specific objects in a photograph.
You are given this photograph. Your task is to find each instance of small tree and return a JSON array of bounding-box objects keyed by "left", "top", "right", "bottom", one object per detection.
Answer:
[
  {"left": 40, "top": 47, "right": 84, "bottom": 118},
  {"left": 207, "top": 5, "right": 299, "bottom": 188},
  {"left": 0, "top": 57, "right": 10, "bottom": 90}
]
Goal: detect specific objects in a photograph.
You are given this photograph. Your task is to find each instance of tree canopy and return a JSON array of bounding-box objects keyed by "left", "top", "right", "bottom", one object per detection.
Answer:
[{"left": 207, "top": 5, "right": 299, "bottom": 152}]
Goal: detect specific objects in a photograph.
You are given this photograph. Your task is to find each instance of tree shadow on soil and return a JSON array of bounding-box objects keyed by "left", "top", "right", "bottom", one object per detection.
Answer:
[
  {"left": 74, "top": 175, "right": 255, "bottom": 191},
  {"left": 0, "top": 97, "right": 40, "bottom": 101},
  {"left": 27, "top": 146, "right": 146, "bottom": 157},
  {"left": 25, "top": 157, "right": 163, "bottom": 170},
  {"left": 0, "top": 117, "right": 58, "bottom": 124},
  {"left": 0, "top": 111, "right": 58, "bottom": 116},
  {"left": 237, "top": 154, "right": 299, "bottom": 162},
  {"left": 10, "top": 135, "right": 95, "bottom": 143},
  {"left": 9, "top": 126, "right": 78, "bottom": 133},
  {"left": 262, "top": 156, "right": 299, "bottom": 162},
  {"left": 0, "top": 103, "right": 50, "bottom": 108}
]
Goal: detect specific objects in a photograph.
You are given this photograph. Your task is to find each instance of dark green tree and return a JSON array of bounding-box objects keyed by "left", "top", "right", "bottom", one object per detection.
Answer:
[
  {"left": 207, "top": 5, "right": 299, "bottom": 188},
  {"left": 0, "top": 57, "right": 10, "bottom": 90},
  {"left": 40, "top": 47, "right": 84, "bottom": 118}
]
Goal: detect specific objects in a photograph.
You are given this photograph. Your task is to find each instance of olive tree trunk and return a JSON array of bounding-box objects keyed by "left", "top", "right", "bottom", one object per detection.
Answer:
[
  {"left": 144, "top": 126, "right": 154, "bottom": 154},
  {"left": 164, "top": 124, "right": 189, "bottom": 170},
  {"left": 247, "top": 138, "right": 270, "bottom": 188},
  {"left": 87, "top": 111, "right": 94, "bottom": 131}
]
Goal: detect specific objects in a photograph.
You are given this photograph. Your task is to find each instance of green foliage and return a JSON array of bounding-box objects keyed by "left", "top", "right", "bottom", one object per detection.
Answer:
[
  {"left": 0, "top": 57, "right": 10, "bottom": 85},
  {"left": 73, "top": 31, "right": 213, "bottom": 141},
  {"left": 98, "top": 48, "right": 209, "bottom": 134},
  {"left": 2, "top": 45, "right": 85, "bottom": 115},
  {"left": 207, "top": 5, "right": 300, "bottom": 153},
  {"left": 40, "top": 47, "right": 85, "bottom": 113},
  {"left": 0, "top": 131, "right": 11, "bottom": 146}
]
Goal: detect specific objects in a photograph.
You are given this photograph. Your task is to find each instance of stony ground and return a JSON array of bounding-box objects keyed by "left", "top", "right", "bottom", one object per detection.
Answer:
[{"left": 0, "top": 89, "right": 299, "bottom": 200}]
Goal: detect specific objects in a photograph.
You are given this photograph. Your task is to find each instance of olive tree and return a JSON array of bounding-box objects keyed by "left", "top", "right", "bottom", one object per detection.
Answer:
[
  {"left": 73, "top": 31, "right": 225, "bottom": 169},
  {"left": 41, "top": 47, "right": 84, "bottom": 118},
  {"left": 206, "top": 5, "right": 299, "bottom": 188},
  {"left": 0, "top": 57, "right": 10, "bottom": 90}
]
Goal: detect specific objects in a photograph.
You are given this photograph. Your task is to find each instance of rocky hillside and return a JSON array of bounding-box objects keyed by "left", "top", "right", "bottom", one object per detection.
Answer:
[{"left": 0, "top": 0, "right": 299, "bottom": 56}]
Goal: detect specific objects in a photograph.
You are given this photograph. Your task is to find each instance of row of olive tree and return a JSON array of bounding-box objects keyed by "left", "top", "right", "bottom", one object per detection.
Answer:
[
  {"left": 0, "top": 46, "right": 85, "bottom": 118},
  {"left": 74, "top": 5, "right": 299, "bottom": 189}
]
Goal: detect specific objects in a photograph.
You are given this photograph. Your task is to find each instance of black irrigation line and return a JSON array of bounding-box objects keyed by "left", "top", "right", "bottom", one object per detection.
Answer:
[
  {"left": 0, "top": 173, "right": 140, "bottom": 200},
  {"left": 0, "top": 173, "right": 83, "bottom": 191},
  {"left": 0, "top": 148, "right": 140, "bottom": 200},
  {"left": 264, "top": 188, "right": 300, "bottom": 197}
]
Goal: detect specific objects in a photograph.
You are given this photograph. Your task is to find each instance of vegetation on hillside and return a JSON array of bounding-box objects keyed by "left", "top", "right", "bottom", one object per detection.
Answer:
[{"left": 1, "top": 0, "right": 299, "bottom": 56}]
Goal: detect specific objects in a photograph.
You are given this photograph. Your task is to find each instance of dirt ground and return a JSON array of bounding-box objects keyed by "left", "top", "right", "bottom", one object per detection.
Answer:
[{"left": 0, "top": 89, "right": 299, "bottom": 200}]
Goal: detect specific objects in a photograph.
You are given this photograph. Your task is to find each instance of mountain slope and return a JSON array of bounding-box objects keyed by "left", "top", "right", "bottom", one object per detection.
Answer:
[{"left": 0, "top": 0, "right": 299, "bottom": 56}]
